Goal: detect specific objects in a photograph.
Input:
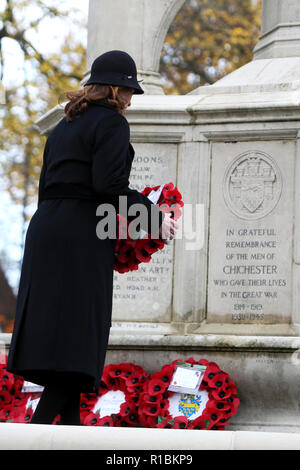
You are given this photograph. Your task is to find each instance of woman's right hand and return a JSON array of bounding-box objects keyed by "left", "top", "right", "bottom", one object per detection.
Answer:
[{"left": 159, "top": 212, "right": 179, "bottom": 243}]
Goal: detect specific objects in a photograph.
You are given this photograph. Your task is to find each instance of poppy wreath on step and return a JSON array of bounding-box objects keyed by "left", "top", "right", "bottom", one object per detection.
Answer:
[
  {"left": 0, "top": 358, "right": 40, "bottom": 423},
  {"left": 10, "top": 392, "right": 42, "bottom": 424},
  {"left": 0, "top": 355, "right": 21, "bottom": 422},
  {"left": 0, "top": 361, "right": 13, "bottom": 422},
  {"left": 138, "top": 357, "right": 240, "bottom": 430},
  {"left": 113, "top": 182, "right": 184, "bottom": 274},
  {"left": 78, "top": 392, "right": 99, "bottom": 423},
  {"left": 82, "top": 362, "right": 149, "bottom": 427}
]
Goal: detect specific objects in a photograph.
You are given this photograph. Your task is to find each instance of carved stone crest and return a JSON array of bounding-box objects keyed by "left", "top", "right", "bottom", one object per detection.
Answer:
[{"left": 223, "top": 151, "right": 282, "bottom": 220}]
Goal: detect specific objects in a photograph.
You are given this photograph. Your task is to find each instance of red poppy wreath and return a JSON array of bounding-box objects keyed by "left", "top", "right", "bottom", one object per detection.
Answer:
[
  {"left": 82, "top": 362, "right": 148, "bottom": 427},
  {"left": 138, "top": 357, "right": 240, "bottom": 430},
  {"left": 0, "top": 355, "right": 16, "bottom": 423},
  {"left": 113, "top": 182, "right": 184, "bottom": 274},
  {"left": 0, "top": 355, "right": 42, "bottom": 424}
]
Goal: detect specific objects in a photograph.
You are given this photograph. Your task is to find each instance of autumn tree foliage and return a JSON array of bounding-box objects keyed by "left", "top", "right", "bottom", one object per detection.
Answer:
[
  {"left": 0, "top": 0, "right": 86, "bottom": 215},
  {"left": 0, "top": 263, "right": 16, "bottom": 333},
  {"left": 160, "top": 0, "right": 262, "bottom": 94}
]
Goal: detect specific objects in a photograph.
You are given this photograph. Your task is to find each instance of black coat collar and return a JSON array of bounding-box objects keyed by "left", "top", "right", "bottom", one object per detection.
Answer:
[{"left": 91, "top": 99, "right": 118, "bottom": 112}]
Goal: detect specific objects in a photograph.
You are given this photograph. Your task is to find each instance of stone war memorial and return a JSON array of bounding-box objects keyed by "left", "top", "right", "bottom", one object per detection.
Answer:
[{"left": 2, "top": 0, "right": 300, "bottom": 435}]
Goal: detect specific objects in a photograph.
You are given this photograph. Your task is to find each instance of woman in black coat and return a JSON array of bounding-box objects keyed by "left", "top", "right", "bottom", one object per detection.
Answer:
[{"left": 6, "top": 50, "right": 177, "bottom": 425}]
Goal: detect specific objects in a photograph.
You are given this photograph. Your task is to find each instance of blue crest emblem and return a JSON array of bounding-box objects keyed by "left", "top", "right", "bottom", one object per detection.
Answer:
[{"left": 178, "top": 393, "right": 202, "bottom": 418}]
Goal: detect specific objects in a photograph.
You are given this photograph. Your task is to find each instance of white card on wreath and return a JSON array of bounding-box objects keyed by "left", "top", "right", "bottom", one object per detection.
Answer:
[
  {"left": 138, "top": 184, "right": 165, "bottom": 239},
  {"left": 21, "top": 381, "right": 44, "bottom": 393},
  {"left": 92, "top": 390, "right": 126, "bottom": 418},
  {"left": 147, "top": 184, "right": 164, "bottom": 204},
  {"left": 168, "top": 363, "right": 206, "bottom": 395}
]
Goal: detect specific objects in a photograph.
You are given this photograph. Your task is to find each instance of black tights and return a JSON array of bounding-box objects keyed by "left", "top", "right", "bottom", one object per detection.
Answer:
[{"left": 30, "top": 381, "right": 81, "bottom": 425}]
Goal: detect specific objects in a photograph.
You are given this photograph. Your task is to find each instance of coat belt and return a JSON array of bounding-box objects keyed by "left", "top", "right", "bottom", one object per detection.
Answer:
[{"left": 39, "top": 184, "right": 105, "bottom": 203}]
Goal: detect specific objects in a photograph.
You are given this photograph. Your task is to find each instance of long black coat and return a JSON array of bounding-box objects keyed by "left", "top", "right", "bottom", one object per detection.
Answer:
[{"left": 6, "top": 99, "right": 165, "bottom": 393}]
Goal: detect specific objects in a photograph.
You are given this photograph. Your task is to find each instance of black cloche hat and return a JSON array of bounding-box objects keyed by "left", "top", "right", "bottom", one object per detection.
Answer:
[{"left": 84, "top": 50, "right": 144, "bottom": 95}]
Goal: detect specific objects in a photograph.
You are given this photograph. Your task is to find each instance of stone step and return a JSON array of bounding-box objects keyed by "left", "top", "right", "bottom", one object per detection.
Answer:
[{"left": 0, "top": 424, "right": 300, "bottom": 450}]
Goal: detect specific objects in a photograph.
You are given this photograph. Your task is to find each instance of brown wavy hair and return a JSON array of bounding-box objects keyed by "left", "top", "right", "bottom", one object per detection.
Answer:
[{"left": 61, "top": 84, "right": 126, "bottom": 122}]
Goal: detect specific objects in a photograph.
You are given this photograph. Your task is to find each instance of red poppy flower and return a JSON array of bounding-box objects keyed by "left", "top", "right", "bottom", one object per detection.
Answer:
[
  {"left": 188, "top": 416, "right": 207, "bottom": 430},
  {"left": 126, "top": 374, "right": 146, "bottom": 394},
  {"left": 141, "top": 392, "right": 163, "bottom": 405},
  {"left": 161, "top": 363, "right": 176, "bottom": 375},
  {"left": 107, "top": 365, "right": 126, "bottom": 379},
  {"left": 0, "top": 389, "right": 12, "bottom": 405},
  {"left": 79, "top": 403, "right": 92, "bottom": 420},
  {"left": 99, "top": 416, "right": 114, "bottom": 426},
  {"left": 142, "top": 403, "right": 161, "bottom": 417},
  {"left": 117, "top": 244, "right": 135, "bottom": 263},
  {"left": 113, "top": 259, "right": 131, "bottom": 274},
  {"left": 10, "top": 404, "right": 34, "bottom": 424},
  {"left": 225, "top": 380, "right": 238, "bottom": 396},
  {"left": 158, "top": 398, "right": 170, "bottom": 414},
  {"left": 13, "top": 375, "right": 25, "bottom": 395},
  {"left": 0, "top": 404, "right": 13, "bottom": 422},
  {"left": 141, "top": 239, "right": 164, "bottom": 255},
  {"left": 164, "top": 187, "right": 184, "bottom": 206},
  {"left": 211, "top": 387, "right": 234, "bottom": 401},
  {"left": 79, "top": 392, "right": 97, "bottom": 420},
  {"left": 202, "top": 363, "right": 222, "bottom": 387},
  {"left": 123, "top": 411, "right": 139, "bottom": 425},
  {"left": 116, "top": 363, "right": 134, "bottom": 381},
  {"left": 134, "top": 241, "right": 152, "bottom": 263},
  {"left": 154, "top": 371, "right": 173, "bottom": 388},
  {"left": 184, "top": 357, "right": 197, "bottom": 365},
  {"left": 131, "top": 364, "right": 147, "bottom": 376},
  {"left": 161, "top": 183, "right": 175, "bottom": 199},
  {"left": 141, "top": 185, "right": 161, "bottom": 198},
  {"left": 83, "top": 412, "right": 101, "bottom": 426},
  {"left": 222, "top": 397, "right": 240, "bottom": 418},
  {"left": 10, "top": 393, "right": 27, "bottom": 408},
  {"left": 205, "top": 399, "right": 232, "bottom": 414},
  {"left": 101, "top": 368, "right": 121, "bottom": 390},
  {"left": 125, "top": 368, "right": 143, "bottom": 383},
  {"left": 127, "top": 252, "right": 141, "bottom": 271},
  {"left": 202, "top": 407, "right": 226, "bottom": 423},
  {"left": 0, "top": 370, "right": 15, "bottom": 393},
  {"left": 118, "top": 401, "right": 135, "bottom": 417},
  {"left": 125, "top": 239, "right": 138, "bottom": 248},
  {"left": 201, "top": 409, "right": 228, "bottom": 429},
  {"left": 146, "top": 378, "right": 165, "bottom": 396},
  {"left": 208, "top": 372, "right": 229, "bottom": 390},
  {"left": 172, "top": 416, "right": 189, "bottom": 429}
]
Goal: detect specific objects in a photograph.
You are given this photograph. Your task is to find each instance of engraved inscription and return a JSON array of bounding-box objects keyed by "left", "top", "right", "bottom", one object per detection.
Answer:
[
  {"left": 112, "top": 144, "right": 176, "bottom": 323},
  {"left": 214, "top": 227, "right": 288, "bottom": 323},
  {"left": 207, "top": 141, "right": 294, "bottom": 324}
]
